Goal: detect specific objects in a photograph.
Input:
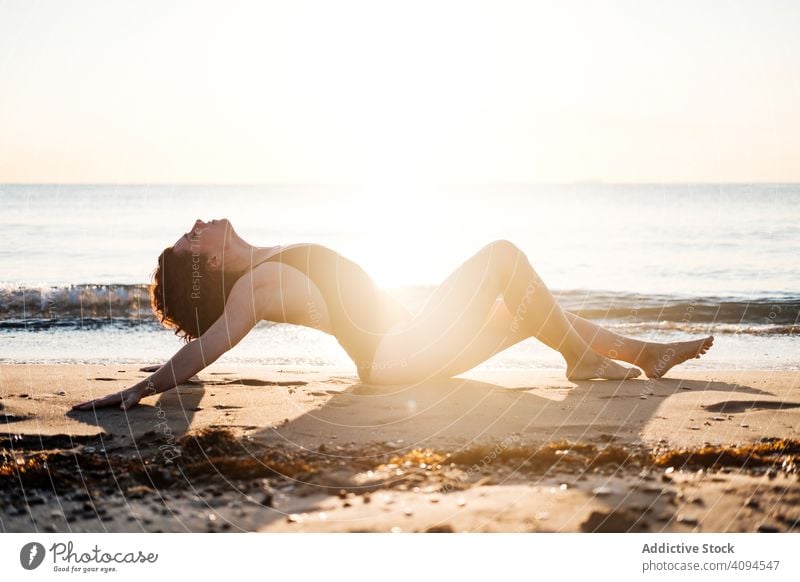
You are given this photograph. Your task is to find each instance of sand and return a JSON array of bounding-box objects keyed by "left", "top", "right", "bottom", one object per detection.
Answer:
[{"left": 1, "top": 364, "right": 799, "bottom": 533}]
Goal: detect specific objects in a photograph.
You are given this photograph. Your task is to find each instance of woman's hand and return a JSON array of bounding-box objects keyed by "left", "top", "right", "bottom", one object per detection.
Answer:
[
  {"left": 71, "top": 273, "right": 263, "bottom": 414},
  {"left": 72, "top": 383, "right": 150, "bottom": 411}
]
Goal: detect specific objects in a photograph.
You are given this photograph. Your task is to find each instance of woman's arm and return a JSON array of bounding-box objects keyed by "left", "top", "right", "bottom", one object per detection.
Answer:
[{"left": 72, "top": 271, "right": 271, "bottom": 411}]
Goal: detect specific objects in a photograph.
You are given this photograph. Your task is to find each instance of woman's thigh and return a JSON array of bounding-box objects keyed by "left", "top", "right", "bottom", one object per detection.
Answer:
[{"left": 370, "top": 298, "right": 529, "bottom": 383}]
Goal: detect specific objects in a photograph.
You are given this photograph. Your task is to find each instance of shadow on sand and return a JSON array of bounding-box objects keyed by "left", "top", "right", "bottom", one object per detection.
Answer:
[
  {"left": 249, "top": 374, "right": 775, "bottom": 451},
  {"left": 66, "top": 383, "right": 206, "bottom": 444}
]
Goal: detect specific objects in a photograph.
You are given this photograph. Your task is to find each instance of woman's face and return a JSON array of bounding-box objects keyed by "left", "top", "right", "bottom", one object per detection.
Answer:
[{"left": 172, "top": 218, "right": 234, "bottom": 260}]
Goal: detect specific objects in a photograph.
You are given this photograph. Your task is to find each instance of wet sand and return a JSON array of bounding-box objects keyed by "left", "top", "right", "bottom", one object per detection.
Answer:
[{"left": 1, "top": 364, "right": 799, "bottom": 532}]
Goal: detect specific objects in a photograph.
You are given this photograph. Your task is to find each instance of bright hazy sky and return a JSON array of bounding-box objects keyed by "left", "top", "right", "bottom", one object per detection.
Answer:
[{"left": 1, "top": 0, "right": 799, "bottom": 184}]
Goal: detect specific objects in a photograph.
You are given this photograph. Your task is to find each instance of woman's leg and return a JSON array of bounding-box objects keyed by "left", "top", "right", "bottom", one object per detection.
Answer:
[
  {"left": 370, "top": 240, "right": 640, "bottom": 383},
  {"left": 426, "top": 307, "right": 715, "bottom": 379},
  {"left": 383, "top": 298, "right": 530, "bottom": 380},
  {"left": 563, "top": 312, "right": 714, "bottom": 378}
]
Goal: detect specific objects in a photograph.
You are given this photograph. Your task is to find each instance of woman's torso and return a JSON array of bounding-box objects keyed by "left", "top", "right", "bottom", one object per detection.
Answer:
[
  {"left": 248, "top": 244, "right": 334, "bottom": 332},
  {"left": 249, "top": 243, "right": 413, "bottom": 380}
]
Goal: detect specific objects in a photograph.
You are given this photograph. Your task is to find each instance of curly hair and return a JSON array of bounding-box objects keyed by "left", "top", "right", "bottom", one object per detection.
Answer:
[{"left": 150, "top": 247, "right": 246, "bottom": 342}]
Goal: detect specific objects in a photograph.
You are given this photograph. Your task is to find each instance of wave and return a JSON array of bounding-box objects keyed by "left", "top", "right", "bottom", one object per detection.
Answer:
[
  {"left": 602, "top": 321, "right": 800, "bottom": 337},
  {"left": 0, "top": 283, "right": 152, "bottom": 320},
  {"left": 554, "top": 290, "right": 800, "bottom": 326},
  {"left": 0, "top": 284, "right": 797, "bottom": 335}
]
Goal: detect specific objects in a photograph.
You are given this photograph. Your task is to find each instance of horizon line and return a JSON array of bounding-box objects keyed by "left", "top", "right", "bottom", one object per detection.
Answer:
[{"left": 2, "top": 181, "right": 800, "bottom": 187}]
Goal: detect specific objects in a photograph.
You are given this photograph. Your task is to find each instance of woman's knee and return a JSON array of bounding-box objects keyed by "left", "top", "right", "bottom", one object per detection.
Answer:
[{"left": 483, "top": 239, "right": 525, "bottom": 273}]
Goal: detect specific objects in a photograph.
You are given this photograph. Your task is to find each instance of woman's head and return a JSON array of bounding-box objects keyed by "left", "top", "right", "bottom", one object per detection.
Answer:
[{"left": 150, "top": 219, "right": 246, "bottom": 341}]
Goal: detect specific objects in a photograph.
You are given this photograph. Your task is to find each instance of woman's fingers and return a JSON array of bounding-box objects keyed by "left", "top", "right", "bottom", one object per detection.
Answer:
[
  {"left": 72, "top": 393, "right": 122, "bottom": 411},
  {"left": 72, "top": 387, "right": 143, "bottom": 411}
]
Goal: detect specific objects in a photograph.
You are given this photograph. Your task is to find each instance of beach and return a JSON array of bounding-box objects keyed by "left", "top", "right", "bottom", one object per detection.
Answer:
[
  {"left": 2, "top": 364, "right": 798, "bottom": 533},
  {"left": 3, "top": 2, "right": 800, "bottom": 576},
  {"left": 2, "top": 184, "right": 798, "bottom": 534}
]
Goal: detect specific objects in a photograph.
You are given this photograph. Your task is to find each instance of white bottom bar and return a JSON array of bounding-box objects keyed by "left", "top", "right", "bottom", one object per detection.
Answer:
[{"left": 1, "top": 533, "right": 797, "bottom": 581}]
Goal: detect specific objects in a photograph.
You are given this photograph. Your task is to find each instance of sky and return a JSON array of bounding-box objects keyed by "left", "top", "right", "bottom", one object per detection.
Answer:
[{"left": 0, "top": 0, "right": 799, "bottom": 184}]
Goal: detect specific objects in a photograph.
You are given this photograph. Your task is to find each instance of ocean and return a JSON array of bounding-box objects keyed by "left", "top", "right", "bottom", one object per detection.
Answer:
[{"left": 1, "top": 183, "right": 797, "bottom": 371}]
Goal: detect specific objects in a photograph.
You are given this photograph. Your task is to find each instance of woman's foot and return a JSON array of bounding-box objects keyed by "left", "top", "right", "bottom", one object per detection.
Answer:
[
  {"left": 566, "top": 351, "right": 641, "bottom": 381},
  {"left": 635, "top": 336, "right": 714, "bottom": 379}
]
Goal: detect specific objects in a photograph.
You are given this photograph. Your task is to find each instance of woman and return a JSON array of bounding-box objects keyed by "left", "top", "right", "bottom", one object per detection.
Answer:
[{"left": 73, "top": 218, "right": 713, "bottom": 411}]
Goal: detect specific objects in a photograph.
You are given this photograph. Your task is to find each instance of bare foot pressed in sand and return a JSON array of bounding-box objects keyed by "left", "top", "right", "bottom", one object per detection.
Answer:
[
  {"left": 566, "top": 353, "right": 641, "bottom": 381},
  {"left": 635, "top": 336, "right": 715, "bottom": 378}
]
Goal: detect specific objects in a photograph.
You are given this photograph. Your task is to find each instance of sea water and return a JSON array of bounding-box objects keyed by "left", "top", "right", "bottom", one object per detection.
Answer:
[{"left": 1, "top": 183, "right": 797, "bottom": 371}]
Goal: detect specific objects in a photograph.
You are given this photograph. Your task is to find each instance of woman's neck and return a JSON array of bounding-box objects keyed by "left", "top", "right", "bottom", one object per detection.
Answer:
[
  {"left": 248, "top": 243, "right": 283, "bottom": 267},
  {"left": 223, "top": 240, "right": 281, "bottom": 273}
]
